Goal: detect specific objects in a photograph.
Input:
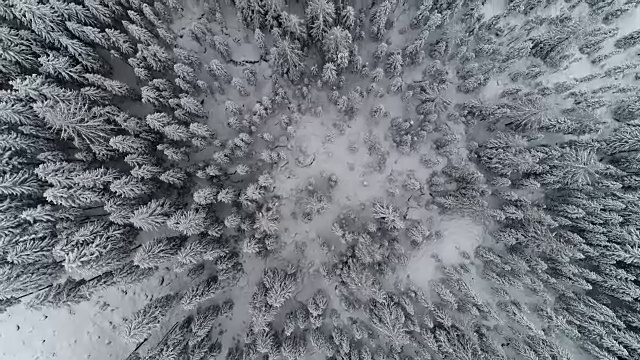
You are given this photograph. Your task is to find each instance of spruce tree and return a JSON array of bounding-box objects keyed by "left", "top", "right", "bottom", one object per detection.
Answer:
[
  {"left": 120, "top": 293, "right": 178, "bottom": 343},
  {"left": 306, "top": 0, "right": 335, "bottom": 42},
  {"left": 270, "top": 37, "right": 304, "bottom": 82}
]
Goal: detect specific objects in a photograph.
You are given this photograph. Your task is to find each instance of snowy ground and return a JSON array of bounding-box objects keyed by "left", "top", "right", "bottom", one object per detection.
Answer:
[
  {"left": 404, "top": 217, "right": 485, "bottom": 287},
  {"left": 0, "top": 271, "right": 174, "bottom": 360}
]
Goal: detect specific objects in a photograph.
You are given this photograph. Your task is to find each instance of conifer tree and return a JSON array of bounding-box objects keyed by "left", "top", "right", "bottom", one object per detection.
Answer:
[
  {"left": 271, "top": 37, "right": 304, "bottom": 82},
  {"left": 84, "top": 74, "right": 131, "bottom": 96},
  {"left": 323, "top": 27, "right": 352, "bottom": 68},
  {"left": 322, "top": 62, "right": 338, "bottom": 84},
  {"left": 167, "top": 208, "right": 208, "bottom": 235},
  {"left": 281, "top": 12, "right": 305, "bottom": 41},
  {"left": 231, "top": 78, "right": 249, "bottom": 96},
  {"left": 306, "top": 0, "right": 335, "bottom": 42},
  {"left": 158, "top": 144, "right": 189, "bottom": 162},
  {"left": 243, "top": 67, "right": 257, "bottom": 87},
  {"left": 109, "top": 135, "right": 150, "bottom": 154},
  {"left": 32, "top": 98, "right": 116, "bottom": 156},
  {"left": 38, "top": 54, "right": 85, "bottom": 83},
  {"left": 372, "top": 200, "right": 405, "bottom": 230},
  {"left": 110, "top": 176, "right": 152, "bottom": 198},
  {"left": 137, "top": 44, "right": 172, "bottom": 71},
  {"left": 281, "top": 334, "right": 306, "bottom": 359},
  {"left": 208, "top": 35, "right": 231, "bottom": 61},
  {"left": 54, "top": 221, "right": 134, "bottom": 276},
  {"left": 123, "top": 21, "right": 157, "bottom": 45},
  {"left": 189, "top": 126, "right": 214, "bottom": 146},
  {"left": 173, "top": 47, "right": 200, "bottom": 68},
  {"left": 180, "top": 275, "right": 221, "bottom": 309},
  {"left": 193, "top": 186, "right": 218, "bottom": 205},
  {"left": 205, "top": 59, "right": 231, "bottom": 83},
  {"left": 371, "top": 1, "right": 392, "bottom": 40},
  {"left": 0, "top": 170, "right": 40, "bottom": 197},
  {"left": 263, "top": 267, "right": 297, "bottom": 308},
  {"left": 340, "top": 6, "right": 355, "bottom": 30},
  {"left": 614, "top": 29, "right": 640, "bottom": 49},
  {"left": 173, "top": 63, "right": 197, "bottom": 83},
  {"left": 131, "top": 164, "right": 163, "bottom": 179},
  {"left": 134, "top": 236, "right": 185, "bottom": 268},
  {"left": 27, "top": 278, "right": 92, "bottom": 309},
  {"left": 159, "top": 168, "right": 187, "bottom": 187},
  {"left": 44, "top": 186, "right": 103, "bottom": 207},
  {"left": 179, "top": 95, "right": 207, "bottom": 117},
  {"left": 386, "top": 51, "right": 403, "bottom": 77},
  {"left": 0, "top": 262, "right": 62, "bottom": 299},
  {"left": 106, "top": 28, "right": 135, "bottom": 55},
  {"left": 120, "top": 293, "right": 178, "bottom": 343},
  {"left": 130, "top": 198, "right": 173, "bottom": 231},
  {"left": 65, "top": 22, "right": 108, "bottom": 47}
]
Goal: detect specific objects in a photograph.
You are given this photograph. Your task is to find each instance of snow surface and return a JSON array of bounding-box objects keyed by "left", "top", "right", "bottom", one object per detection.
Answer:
[
  {"left": 404, "top": 217, "right": 484, "bottom": 288},
  {"left": 0, "top": 271, "right": 177, "bottom": 360}
]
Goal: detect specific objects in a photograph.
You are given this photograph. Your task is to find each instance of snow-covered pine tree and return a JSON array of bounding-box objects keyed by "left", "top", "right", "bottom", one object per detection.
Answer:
[
  {"left": 253, "top": 28, "right": 266, "bottom": 54},
  {"left": 105, "top": 28, "right": 135, "bottom": 55},
  {"left": 281, "top": 12, "right": 305, "bottom": 41},
  {"left": 322, "top": 62, "right": 338, "bottom": 84},
  {"left": 180, "top": 275, "right": 221, "bottom": 309},
  {"left": 31, "top": 97, "right": 116, "bottom": 156},
  {"left": 270, "top": 37, "right": 304, "bottom": 82},
  {"left": 386, "top": 50, "right": 403, "bottom": 77},
  {"left": 263, "top": 267, "right": 297, "bottom": 308},
  {"left": 179, "top": 94, "right": 207, "bottom": 117},
  {"left": 323, "top": 27, "right": 352, "bottom": 69},
  {"left": 159, "top": 168, "right": 187, "bottom": 187},
  {"left": 370, "top": 1, "right": 392, "bottom": 40},
  {"left": 37, "top": 53, "right": 85, "bottom": 83},
  {"left": 207, "top": 34, "right": 231, "bottom": 61},
  {"left": 130, "top": 198, "right": 173, "bottom": 231},
  {"left": 0, "top": 262, "right": 62, "bottom": 299},
  {"left": 123, "top": 20, "right": 157, "bottom": 45},
  {"left": 614, "top": 29, "right": 640, "bottom": 49},
  {"left": 340, "top": 5, "right": 355, "bottom": 30},
  {"left": 231, "top": 77, "right": 249, "bottom": 96},
  {"left": 167, "top": 208, "right": 209, "bottom": 235},
  {"left": 120, "top": 293, "right": 178, "bottom": 343},
  {"left": 205, "top": 59, "right": 231, "bottom": 83},
  {"left": 65, "top": 22, "right": 109, "bottom": 48},
  {"left": 134, "top": 236, "right": 185, "bottom": 268},
  {"left": 174, "top": 63, "right": 197, "bottom": 83},
  {"left": 54, "top": 221, "right": 134, "bottom": 276},
  {"left": 306, "top": 0, "right": 335, "bottom": 42}
]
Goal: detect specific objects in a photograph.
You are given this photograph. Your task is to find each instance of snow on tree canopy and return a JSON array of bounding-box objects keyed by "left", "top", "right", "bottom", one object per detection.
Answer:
[{"left": 2, "top": 1, "right": 640, "bottom": 360}]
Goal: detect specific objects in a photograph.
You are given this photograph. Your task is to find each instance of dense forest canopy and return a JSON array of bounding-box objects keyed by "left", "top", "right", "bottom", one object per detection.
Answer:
[{"left": 1, "top": 0, "right": 640, "bottom": 359}]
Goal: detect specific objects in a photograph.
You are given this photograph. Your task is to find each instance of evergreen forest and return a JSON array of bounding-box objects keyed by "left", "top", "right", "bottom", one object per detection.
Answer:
[{"left": 1, "top": 0, "right": 640, "bottom": 359}]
